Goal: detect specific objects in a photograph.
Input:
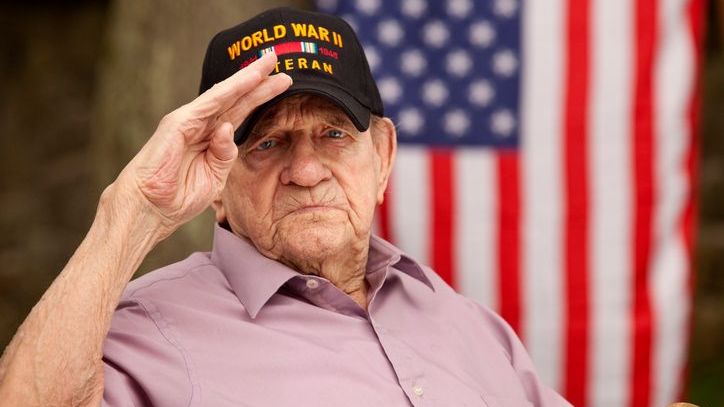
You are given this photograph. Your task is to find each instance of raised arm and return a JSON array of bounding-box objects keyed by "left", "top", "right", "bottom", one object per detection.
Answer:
[{"left": 0, "top": 52, "right": 291, "bottom": 407}]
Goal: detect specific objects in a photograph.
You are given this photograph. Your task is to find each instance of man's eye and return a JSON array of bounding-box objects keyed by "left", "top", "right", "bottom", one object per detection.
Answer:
[
  {"left": 255, "top": 139, "right": 277, "bottom": 151},
  {"left": 325, "top": 129, "right": 346, "bottom": 139}
]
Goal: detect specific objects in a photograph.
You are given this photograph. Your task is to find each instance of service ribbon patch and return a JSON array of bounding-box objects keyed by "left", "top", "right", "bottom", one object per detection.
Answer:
[{"left": 258, "top": 41, "right": 319, "bottom": 57}]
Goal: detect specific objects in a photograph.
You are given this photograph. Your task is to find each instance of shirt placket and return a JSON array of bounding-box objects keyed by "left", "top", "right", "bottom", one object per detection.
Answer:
[
  {"left": 368, "top": 314, "right": 427, "bottom": 407},
  {"left": 367, "top": 264, "right": 428, "bottom": 407}
]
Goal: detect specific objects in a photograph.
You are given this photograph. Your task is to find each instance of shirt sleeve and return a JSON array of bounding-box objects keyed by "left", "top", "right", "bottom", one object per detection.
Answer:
[
  {"left": 470, "top": 299, "right": 573, "bottom": 407},
  {"left": 102, "top": 299, "right": 194, "bottom": 407}
]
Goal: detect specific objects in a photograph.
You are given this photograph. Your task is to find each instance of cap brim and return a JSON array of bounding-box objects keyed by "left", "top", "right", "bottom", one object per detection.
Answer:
[{"left": 234, "top": 79, "right": 372, "bottom": 145}]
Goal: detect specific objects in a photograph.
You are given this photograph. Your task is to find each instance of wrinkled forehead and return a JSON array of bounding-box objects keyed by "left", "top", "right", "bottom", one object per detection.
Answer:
[{"left": 249, "top": 94, "right": 355, "bottom": 138}]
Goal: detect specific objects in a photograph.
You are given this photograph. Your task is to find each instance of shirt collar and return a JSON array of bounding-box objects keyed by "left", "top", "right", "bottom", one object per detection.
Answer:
[
  {"left": 210, "top": 224, "right": 434, "bottom": 319},
  {"left": 367, "top": 234, "right": 435, "bottom": 291}
]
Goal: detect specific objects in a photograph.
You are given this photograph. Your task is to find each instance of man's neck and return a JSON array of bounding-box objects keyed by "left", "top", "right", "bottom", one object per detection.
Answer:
[{"left": 281, "top": 243, "right": 371, "bottom": 310}]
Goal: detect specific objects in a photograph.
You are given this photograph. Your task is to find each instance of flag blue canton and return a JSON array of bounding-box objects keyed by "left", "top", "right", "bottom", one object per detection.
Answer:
[{"left": 315, "top": 0, "right": 521, "bottom": 148}]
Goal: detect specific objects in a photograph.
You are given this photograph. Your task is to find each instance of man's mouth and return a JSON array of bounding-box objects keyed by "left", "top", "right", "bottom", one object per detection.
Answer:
[{"left": 291, "top": 205, "right": 343, "bottom": 214}]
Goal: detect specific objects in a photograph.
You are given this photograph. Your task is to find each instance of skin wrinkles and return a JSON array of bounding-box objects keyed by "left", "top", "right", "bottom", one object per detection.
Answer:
[{"left": 212, "top": 94, "right": 396, "bottom": 308}]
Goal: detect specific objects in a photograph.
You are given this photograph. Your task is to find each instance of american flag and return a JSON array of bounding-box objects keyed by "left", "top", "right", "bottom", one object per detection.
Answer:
[{"left": 315, "top": 0, "right": 704, "bottom": 406}]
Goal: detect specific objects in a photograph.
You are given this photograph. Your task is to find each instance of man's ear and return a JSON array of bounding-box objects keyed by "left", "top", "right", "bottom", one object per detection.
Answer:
[
  {"left": 211, "top": 194, "right": 227, "bottom": 224},
  {"left": 371, "top": 117, "right": 397, "bottom": 204}
]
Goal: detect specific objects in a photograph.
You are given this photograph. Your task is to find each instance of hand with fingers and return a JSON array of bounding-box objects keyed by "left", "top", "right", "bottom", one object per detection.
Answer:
[
  {"left": 114, "top": 52, "right": 291, "bottom": 238},
  {"left": 0, "top": 43, "right": 292, "bottom": 407}
]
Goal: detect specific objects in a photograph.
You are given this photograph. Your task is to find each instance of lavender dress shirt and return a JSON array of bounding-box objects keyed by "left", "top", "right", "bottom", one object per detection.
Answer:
[{"left": 102, "top": 225, "right": 571, "bottom": 407}]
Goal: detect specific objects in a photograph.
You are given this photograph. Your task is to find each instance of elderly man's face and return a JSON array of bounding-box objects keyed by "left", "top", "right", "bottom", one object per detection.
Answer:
[{"left": 214, "top": 95, "right": 395, "bottom": 265}]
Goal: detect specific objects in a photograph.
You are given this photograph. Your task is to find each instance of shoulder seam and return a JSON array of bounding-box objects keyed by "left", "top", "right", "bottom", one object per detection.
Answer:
[
  {"left": 127, "top": 298, "right": 198, "bottom": 407},
  {"left": 462, "top": 295, "right": 515, "bottom": 362},
  {"left": 126, "top": 260, "right": 214, "bottom": 298}
]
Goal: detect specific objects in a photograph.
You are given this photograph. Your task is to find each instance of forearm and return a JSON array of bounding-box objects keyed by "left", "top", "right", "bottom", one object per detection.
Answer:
[
  {"left": 0, "top": 183, "right": 166, "bottom": 407},
  {"left": 0, "top": 50, "right": 285, "bottom": 407}
]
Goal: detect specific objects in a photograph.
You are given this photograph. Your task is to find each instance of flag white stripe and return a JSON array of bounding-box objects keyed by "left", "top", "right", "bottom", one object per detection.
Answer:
[
  {"left": 651, "top": 0, "right": 694, "bottom": 404},
  {"left": 391, "top": 146, "right": 431, "bottom": 266},
  {"left": 589, "top": 0, "right": 634, "bottom": 405},
  {"left": 456, "top": 149, "right": 497, "bottom": 309},
  {"left": 520, "top": 0, "right": 565, "bottom": 391}
]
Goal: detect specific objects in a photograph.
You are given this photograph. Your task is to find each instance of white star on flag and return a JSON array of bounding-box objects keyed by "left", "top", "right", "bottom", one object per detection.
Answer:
[
  {"left": 490, "top": 109, "right": 515, "bottom": 136},
  {"left": 493, "top": 0, "right": 518, "bottom": 18},
  {"left": 378, "top": 77, "right": 403, "bottom": 104},
  {"left": 401, "top": 0, "right": 427, "bottom": 18},
  {"left": 355, "top": 0, "right": 380, "bottom": 15},
  {"left": 468, "top": 79, "right": 495, "bottom": 107},
  {"left": 363, "top": 44, "right": 380, "bottom": 72},
  {"left": 446, "top": 49, "right": 473, "bottom": 77},
  {"left": 446, "top": 0, "right": 473, "bottom": 19},
  {"left": 421, "top": 79, "right": 449, "bottom": 106},
  {"left": 398, "top": 107, "right": 425, "bottom": 135},
  {"left": 444, "top": 109, "right": 471, "bottom": 136},
  {"left": 492, "top": 49, "right": 518, "bottom": 77},
  {"left": 469, "top": 20, "right": 496, "bottom": 48},
  {"left": 400, "top": 49, "right": 427, "bottom": 76},
  {"left": 422, "top": 20, "right": 450, "bottom": 48},
  {"left": 377, "top": 19, "right": 404, "bottom": 46}
]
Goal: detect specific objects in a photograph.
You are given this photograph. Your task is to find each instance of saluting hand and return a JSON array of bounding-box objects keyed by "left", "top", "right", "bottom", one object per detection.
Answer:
[{"left": 111, "top": 52, "right": 290, "bottom": 238}]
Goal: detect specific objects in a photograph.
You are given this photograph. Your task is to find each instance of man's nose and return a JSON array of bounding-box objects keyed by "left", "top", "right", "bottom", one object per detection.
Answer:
[{"left": 279, "top": 138, "right": 332, "bottom": 187}]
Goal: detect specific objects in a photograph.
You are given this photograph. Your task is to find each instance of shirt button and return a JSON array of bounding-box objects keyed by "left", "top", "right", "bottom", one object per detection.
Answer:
[
  {"left": 412, "top": 385, "right": 424, "bottom": 397},
  {"left": 306, "top": 279, "right": 319, "bottom": 289}
]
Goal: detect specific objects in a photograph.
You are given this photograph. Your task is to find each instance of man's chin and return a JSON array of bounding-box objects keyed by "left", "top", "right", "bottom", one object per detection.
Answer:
[{"left": 277, "top": 221, "right": 351, "bottom": 259}]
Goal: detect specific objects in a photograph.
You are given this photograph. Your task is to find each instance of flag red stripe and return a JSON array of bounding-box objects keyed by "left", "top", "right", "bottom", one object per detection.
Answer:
[
  {"left": 497, "top": 151, "right": 522, "bottom": 335},
  {"left": 378, "top": 178, "right": 393, "bottom": 242},
  {"left": 630, "top": 0, "right": 657, "bottom": 405},
  {"left": 678, "top": 0, "right": 705, "bottom": 400},
  {"left": 430, "top": 150, "right": 456, "bottom": 288},
  {"left": 563, "top": 0, "right": 591, "bottom": 404}
]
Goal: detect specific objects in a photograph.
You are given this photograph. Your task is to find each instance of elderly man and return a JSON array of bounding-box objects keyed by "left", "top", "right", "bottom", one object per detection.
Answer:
[{"left": 0, "top": 7, "right": 570, "bottom": 407}]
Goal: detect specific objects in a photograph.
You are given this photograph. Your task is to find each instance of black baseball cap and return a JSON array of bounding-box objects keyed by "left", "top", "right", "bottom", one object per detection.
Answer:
[{"left": 199, "top": 7, "right": 384, "bottom": 145}]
